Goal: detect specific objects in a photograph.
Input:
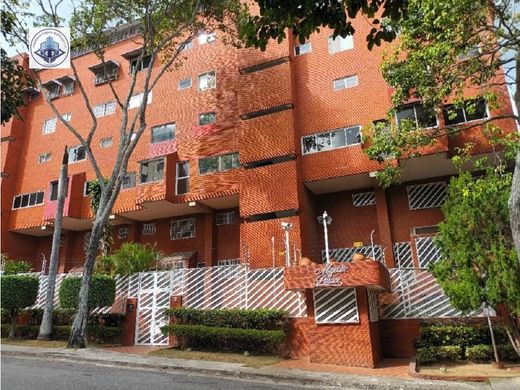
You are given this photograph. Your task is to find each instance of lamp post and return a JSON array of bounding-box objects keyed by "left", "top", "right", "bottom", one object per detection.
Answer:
[
  {"left": 281, "top": 222, "right": 293, "bottom": 267},
  {"left": 317, "top": 211, "right": 333, "bottom": 264}
]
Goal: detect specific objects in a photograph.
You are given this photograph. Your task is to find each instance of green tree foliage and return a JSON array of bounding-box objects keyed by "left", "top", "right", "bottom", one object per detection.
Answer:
[
  {"left": 95, "top": 242, "right": 160, "bottom": 276},
  {"left": 431, "top": 164, "right": 520, "bottom": 355},
  {"left": 1, "top": 260, "right": 33, "bottom": 275},
  {"left": 59, "top": 275, "right": 115, "bottom": 310},
  {"left": 87, "top": 179, "right": 113, "bottom": 256},
  {"left": 240, "top": 0, "right": 405, "bottom": 50},
  {"left": 1, "top": 275, "right": 39, "bottom": 338},
  {"left": 1, "top": 1, "right": 35, "bottom": 124}
]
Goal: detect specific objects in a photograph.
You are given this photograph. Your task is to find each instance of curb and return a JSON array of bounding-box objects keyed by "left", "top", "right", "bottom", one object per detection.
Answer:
[{"left": 2, "top": 348, "right": 488, "bottom": 390}]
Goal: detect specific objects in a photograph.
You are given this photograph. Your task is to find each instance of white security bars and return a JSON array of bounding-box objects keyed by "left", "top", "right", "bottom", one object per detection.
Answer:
[
  {"left": 415, "top": 236, "right": 442, "bottom": 268},
  {"left": 314, "top": 288, "right": 358, "bottom": 324},
  {"left": 352, "top": 191, "right": 376, "bottom": 207},
  {"left": 407, "top": 181, "right": 447, "bottom": 210},
  {"left": 393, "top": 242, "right": 414, "bottom": 268},
  {"left": 325, "top": 245, "right": 384, "bottom": 263}
]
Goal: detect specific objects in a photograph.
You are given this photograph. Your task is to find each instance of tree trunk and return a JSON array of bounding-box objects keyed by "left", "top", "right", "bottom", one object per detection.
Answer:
[
  {"left": 486, "top": 307, "right": 500, "bottom": 365},
  {"left": 38, "top": 147, "right": 68, "bottom": 340},
  {"left": 67, "top": 221, "right": 103, "bottom": 348},
  {"left": 509, "top": 150, "right": 520, "bottom": 263},
  {"left": 9, "top": 309, "right": 16, "bottom": 339}
]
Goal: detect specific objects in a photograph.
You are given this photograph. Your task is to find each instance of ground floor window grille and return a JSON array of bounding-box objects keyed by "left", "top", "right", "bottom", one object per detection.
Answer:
[
  {"left": 314, "top": 288, "right": 358, "bottom": 324},
  {"left": 406, "top": 181, "right": 447, "bottom": 210},
  {"left": 393, "top": 242, "right": 414, "bottom": 268},
  {"left": 118, "top": 227, "right": 128, "bottom": 240},
  {"left": 415, "top": 236, "right": 442, "bottom": 268},
  {"left": 170, "top": 218, "right": 195, "bottom": 240},
  {"left": 352, "top": 191, "right": 375, "bottom": 207},
  {"left": 217, "top": 259, "right": 240, "bottom": 267},
  {"left": 142, "top": 223, "right": 156, "bottom": 236}
]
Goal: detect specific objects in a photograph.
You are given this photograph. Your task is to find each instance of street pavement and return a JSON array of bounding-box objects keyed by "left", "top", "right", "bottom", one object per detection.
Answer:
[{"left": 1, "top": 356, "right": 322, "bottom": 390}]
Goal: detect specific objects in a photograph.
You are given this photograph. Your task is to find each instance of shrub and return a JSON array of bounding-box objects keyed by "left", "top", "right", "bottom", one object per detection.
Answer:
[
  {"left": 0, "top": 324, "right": 121, "bottom": 343},
  {"left": 466, "top": 344, "right": 493, "bottom": 361},
  {"left": 415, "top": 324, "right": 509, "bottom": 349},
  {"left": 498, "top": 344, "right": 520, "bottom": 362},
  {"left": 95, "top": 242, "right": 160, "bottom": 275},
  {"left": 1, "top": 275, "right": 39, "bottom": 338},
  {"left": 416, "top": 346, "right": 463, "bottom": 364},
  {"left": 162, "top": 324, "right": 285, "bottom": 355},
  {"left": 59, "top": 275, "right": 115, "bottom": 309},
  {"left": 88, "top": 313, "right": 124, "bottom": 328},
  {"left": 165, "top": 308, "right": 290, "bottom": 331},
  {"left": 52, "top": 308, "right": 76, "bottom": 326},
  {"left": 2, "top": 260, "right": 33, "bottom": 275}
]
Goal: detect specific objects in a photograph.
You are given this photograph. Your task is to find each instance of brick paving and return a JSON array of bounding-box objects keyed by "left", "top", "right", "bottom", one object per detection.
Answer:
[{"left": 275, "top": 356, "right": 411, "bottom": 379}]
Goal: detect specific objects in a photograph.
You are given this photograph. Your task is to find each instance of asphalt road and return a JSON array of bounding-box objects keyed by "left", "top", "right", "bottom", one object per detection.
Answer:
[{"left": 1, "top": 356, "right": 326, "bottom": 390}]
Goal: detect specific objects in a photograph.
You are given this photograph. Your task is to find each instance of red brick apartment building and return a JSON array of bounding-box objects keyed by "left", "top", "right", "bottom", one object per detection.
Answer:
[{"left": 1, "top": 20, "right": 516, "bottom": 366}]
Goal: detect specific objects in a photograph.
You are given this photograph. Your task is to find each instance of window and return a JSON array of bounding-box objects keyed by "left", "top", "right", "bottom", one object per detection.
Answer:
[
  {"left": 62, "top": 113, "right": 72, "bottom": 122},
  {"left": 216, "top": 211, "right": 235, "bottom": 226},
  {"left": 294, "top": 41, "right": 311, "bottom": 56},
  {"left": 93, "top": 101, "right": 116, "bottom": 117},
  {"left": 100, "top": 137, "right": 113, "bottom": 148},
  {"left": 151, "top": 123, "right": 175, "bottom": 143},
  {"left": 50, "top": 181, "right": 59, "bottom": 201},
  {"left": 198, "top": 32, "right": 216, "bottom": 45},
  {"left": 38, "top": 152, "right": 51, "bottom": 164},
  {"left": 45, "top": 83, "right": 61, "bottom": 99},
  {"left": 140, "top": 158, "right": 164, "bottom": 183},
  {"left": 42, "top": 118, "right": 57, "bottom": 134},
  {"left": 12, "top": 191, "right": 44, "bottom": 209},
  {"left": 178, "top": 77, "right": 192, "bottom": 90},
  {"left": 180, "top": 40, "right": 193, "bottom": 52},
  {"left": 68, "top": 145, "right": 86, "bottom": 163},
  {"left": 333, "top": 75, "right": 358, "bottom": 91},
  {"left": 217, "top": 259, "right": 240, "bottom": 266},
  {"left": 302, "top": 126, "right": 361, "bottom": 155},
  {"left": 93, "top": 64, "right": 119, "bottom": 85},
  {"left": 352, "top": 192, "right": 376, "bottom": 207},
  {"left": 130, "top": 54, "right": 152, "bottom": 73},
  {"left": 121, "top": 172, "right": 136, "bottom": 189},
  {"left": 170, "top": 218, "right": 196, "bottom": 240},
  {"left": 328, "top": 35, "right": 354, "bottom": 54},
  {"left": 118, "top": 227, "right": 128, "bottom": 240},
  {"left": 198, "top": 71, "right": 216, "bottom": 91},
  {"left": 396, "top": 103, "right": 437, "bottom": 128},
  {"left": 176, "top": 162, "right": 189, "bottom": 195},
  {"left": 142, "top": 223, "right": 156, "bottom": 236},
  {"left": 413, "top": 225, "right": 440, "bottom": 235},
  {"left": 62, "top": 79, "right": 74, "bottom": 95},
  {"left": 198, "top": 152, "right": 239, "bottom": 175},
  {"left": 198, "top": 112, "right": 216, "bottom": 126},
  {"left": 129, "top": 91, "right": 152, "bottom": 109},
  {"left": 407, "top": 181, "right": 447, "bottom": 210},
  {"left": 442, "top": 99, "right": 488, "bottom": 126},
  {"left": 83, "top": 180, "right": 94, "bottom": 197}
]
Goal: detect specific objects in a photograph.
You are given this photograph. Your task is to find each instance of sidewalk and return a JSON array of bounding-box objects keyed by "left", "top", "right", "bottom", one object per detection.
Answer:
[{"left": 1, "top": 344, "right": 515, "bottom": 390}]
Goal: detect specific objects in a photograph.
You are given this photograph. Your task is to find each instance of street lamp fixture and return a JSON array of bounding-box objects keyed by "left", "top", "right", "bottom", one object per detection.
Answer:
[
  {"left": 281, "top": 222, "right": 293, "bottom": 267},
  {"left": 317, "top": 211, "right": 333, "bottom": 264}
]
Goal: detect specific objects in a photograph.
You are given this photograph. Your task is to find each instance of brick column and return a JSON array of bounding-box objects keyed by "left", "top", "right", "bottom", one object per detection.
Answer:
[
  {"left": 121, "top": 297, "right": 138, "bottom": 346},
  {"left": 203, "top": 211, "right": 215, "bottom": 266},
  {"left": 374, "top": 189, "right": 395, "bottom": 267},
  {"left": 169, "top": 295, "right": 183, "bottom": 346}
]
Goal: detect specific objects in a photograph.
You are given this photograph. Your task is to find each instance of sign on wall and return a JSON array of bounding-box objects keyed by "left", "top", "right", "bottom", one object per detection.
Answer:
[
  {"left": 29, "top": 27, "right": 70, "bottom": 69},
  {"left": 314, "top": 263, "right": 349, "bottom": 287}
]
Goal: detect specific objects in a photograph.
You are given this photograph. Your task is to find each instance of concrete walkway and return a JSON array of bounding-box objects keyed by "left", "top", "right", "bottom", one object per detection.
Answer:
[{"left": 0, "top": 344, "right": 514, "bottom": 390}]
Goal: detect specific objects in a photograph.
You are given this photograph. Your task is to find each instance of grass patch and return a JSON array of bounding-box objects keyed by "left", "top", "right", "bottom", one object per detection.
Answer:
[
  {"left": 150, "top": 347, "right": 283, "bottom": 368},
  {"left": 1, "top": 338, "right": 68, "bottom": 348}
]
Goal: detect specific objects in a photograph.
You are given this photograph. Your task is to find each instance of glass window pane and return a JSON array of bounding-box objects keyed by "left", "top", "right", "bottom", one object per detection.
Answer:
[
  {"left": 177, "top": 178, "right": 189, "bottom": 195},
  {"left": 415, "top": 105, "right": 437, "bottom": 127},
  {"left": 36, "top": 192, "right": 44, "bottom": 204},
  {"left": 396, "top": 106, "right": 416, "bottom": 127},
  {"left": 177, "top": 162, "right": 189, "bottom": 178},
  {"left": 345, "top": 127, "right": 361, "bottom": 145},
  {"left": 29, "top": 193, "right": 37, "bottom": 206},
  {"left": 316, "top": 132, "right": 331, "bottom": 151},
  {"left": 21, "top": 194, "right": 29, "bottom": 207},
  {"left": 13, "top": 196, "right": 21, "bottom": 209},
  {"left": 330, "top": 129, "right": 347, "bottom": 148},
  {"left": 465, "top": 99, "right": 488, "bottom": 121},
  {"left": 443, "top": 106, "right": 465, "bottom": 125},
  {"left": 220, "top": 154, "right": 234, "bottom": 170},
  {"left": 302, "top": 135, "right": 316, "bottom": 154}
]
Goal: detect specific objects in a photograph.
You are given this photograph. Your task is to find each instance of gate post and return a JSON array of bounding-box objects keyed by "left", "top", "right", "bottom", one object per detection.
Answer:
[
  {"left": 169, "top": 295, "right": 183, "bottom": 346},
  {"left": 121, "top": 297, "right": 138, "bottom": 346}
]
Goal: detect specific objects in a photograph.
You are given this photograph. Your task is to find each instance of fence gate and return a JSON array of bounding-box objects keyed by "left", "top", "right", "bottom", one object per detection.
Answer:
[{"left": 135, "top": 271, "right": 171, "bottom": 345}]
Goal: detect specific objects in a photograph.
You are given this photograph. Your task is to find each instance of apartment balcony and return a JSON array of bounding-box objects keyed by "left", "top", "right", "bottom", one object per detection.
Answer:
[{"left": 240, "top": 160, "right": 299, "bottom": 217}]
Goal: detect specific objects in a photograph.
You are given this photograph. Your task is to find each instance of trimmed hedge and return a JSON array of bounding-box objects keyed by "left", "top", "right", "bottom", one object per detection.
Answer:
[
  {"left": 2, "top": 260, "right": 33, "bottom": 275},
  {"left": 465, "top": 344, "right": 520, "bottom": 362},
  {"left": 416, "top": 346, "right": 463, "bottom": 364},
  {"left": 415, "top": 325, "right": 509, "bottom": 348},
  {"left": 0, "top": 324, "right": 121, "bottom": 343},
  {"left": 1, "top": 275, "right": 39, "bottom": 312},
  {"left": 59, "top": 275, "right": 115, "bottom": 309},
  {"left": 165, "top": 308, "right": 289, "bottom": 331},
  {"left": 161, "top": 324, "right": 285, "bottom": 354}
]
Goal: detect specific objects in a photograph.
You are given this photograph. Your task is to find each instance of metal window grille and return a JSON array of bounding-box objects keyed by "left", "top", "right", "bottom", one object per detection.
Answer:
[
  {"left": 142, "top": 223, "right": 156, "bottom": 236},
  {"left": 368, "top": 289, "right": 379, "bottom": 322},
  {"left": 407, "top": 181, "right": 447, "bottom": 210},
  {"left": 393, "top": 242, "right": 414, "bottom": 268},
  {"left": 314, "top": 288, "right": 358, "bottom": 324},
  {"left": 42, "top": 118, "right": 57, "bottom": 134},
  {"left": 118, "top": 227, "right": 128, "bottom": 239},
  {"left": 415, "top": 236, "right": 442, "bottom": 268},
  {"left": 217, "top": 259, "right": 240, "bottom": 266},
  {"left": 352, "top": 191, "right": 375, "bottom": 207},
  {"left": 170, "top": 218, "right": 195, "bottom": 240},
  {"left": 325, "top": 245, "right": 384, "bottom": 263},
  {"left": 216, "top": 211, "right": 235, "bottom": 226}
]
